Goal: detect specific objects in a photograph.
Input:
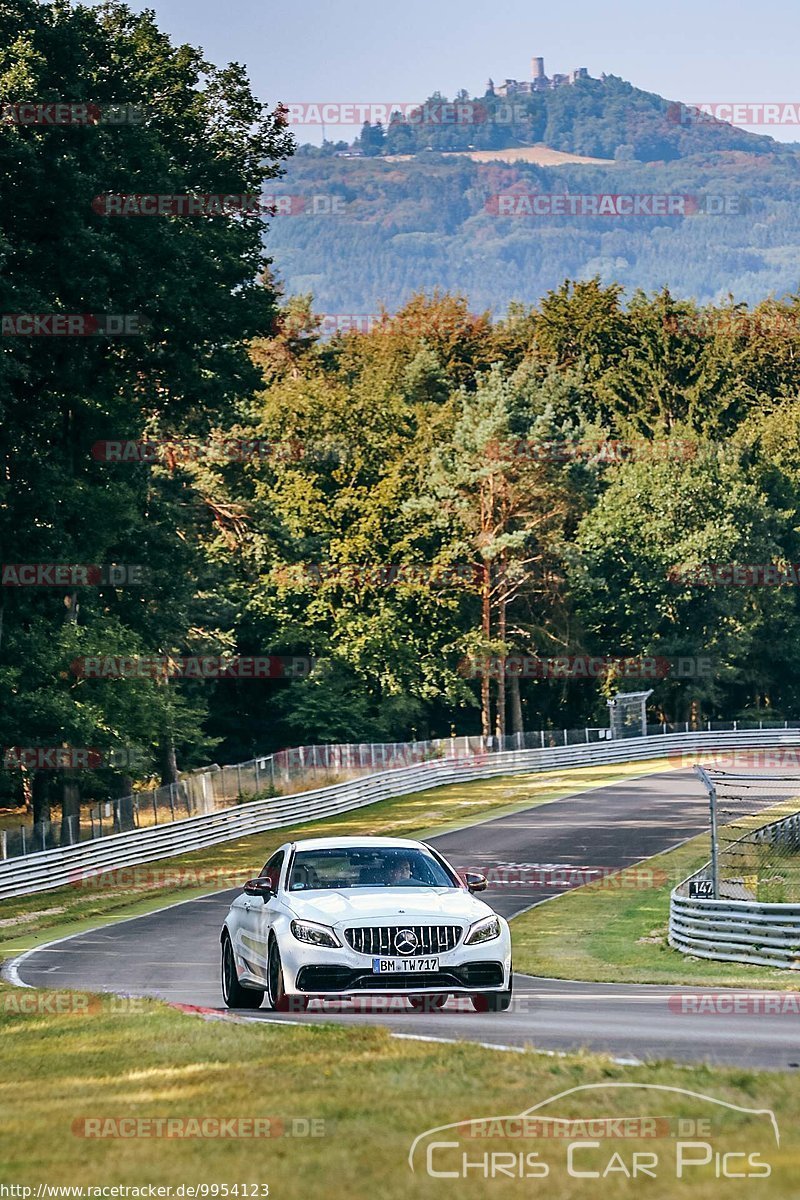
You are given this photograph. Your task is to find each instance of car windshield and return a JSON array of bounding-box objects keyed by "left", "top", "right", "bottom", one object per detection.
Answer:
[{"left": 287, "top": 847, "right": 458, "bottom": 891}]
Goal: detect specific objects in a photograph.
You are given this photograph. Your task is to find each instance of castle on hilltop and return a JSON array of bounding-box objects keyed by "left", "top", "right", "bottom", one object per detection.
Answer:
[{"left": 488, "top": 57, "right": 589, "bottom": 98}]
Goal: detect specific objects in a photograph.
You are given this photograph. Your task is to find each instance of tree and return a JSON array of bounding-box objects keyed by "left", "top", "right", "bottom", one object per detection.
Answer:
[{"left": 0, "top": 0, "right": 293, "bottom": 812}]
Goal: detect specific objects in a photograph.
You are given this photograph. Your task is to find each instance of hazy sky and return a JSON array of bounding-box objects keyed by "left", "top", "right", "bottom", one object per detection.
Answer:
[{"left": 121, "top": 0, "right": 800, "bottom": 143}]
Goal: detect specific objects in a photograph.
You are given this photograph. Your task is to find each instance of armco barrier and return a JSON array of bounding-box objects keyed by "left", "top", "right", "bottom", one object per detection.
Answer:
[
  {"left": 669, "top": 892, "right": 800, "bottom": 969},
  {"left": 670, "top": 806, "right": 800, "bottom": 970},
  {"left": 1, "top": 729, "right": 799, "bottom": 902}
]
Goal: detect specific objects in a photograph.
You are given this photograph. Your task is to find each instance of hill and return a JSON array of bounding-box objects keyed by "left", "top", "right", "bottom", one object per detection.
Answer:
[{"left": 265, "top": 145, "right": 800, "bottom": 314}]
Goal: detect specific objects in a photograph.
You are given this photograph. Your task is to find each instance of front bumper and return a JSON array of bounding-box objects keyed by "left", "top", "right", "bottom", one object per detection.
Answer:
[
  {"left": 295, "top": 960, "right": 506, "bottom": 993},
  {"left": 278, "top": 916, "right": 512, "bottom": 995}
]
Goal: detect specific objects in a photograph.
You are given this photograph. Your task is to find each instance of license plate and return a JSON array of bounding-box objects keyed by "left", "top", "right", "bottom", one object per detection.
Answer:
[{"left": 372, "top": 956, "right": 439, "bottom": 973}]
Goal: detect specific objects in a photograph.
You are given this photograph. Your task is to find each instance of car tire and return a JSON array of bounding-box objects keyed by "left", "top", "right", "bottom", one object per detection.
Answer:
[
  {"left": 266, "top": 936, "right": 309, "bottom": 1012},
  {"left": 470, "top": 970, "right": 513, "bottom": 1013},
  {"left": 221, "top": 933, "right": 264, "bottom": 1009},
  {"left": 408, "top": 994, "right": 449, "bottom": 1012}
]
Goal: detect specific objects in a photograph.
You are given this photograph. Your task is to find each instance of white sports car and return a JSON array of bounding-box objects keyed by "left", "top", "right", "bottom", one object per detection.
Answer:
[{"left": 220, "top": 835, "right": 512, "bottom": 1012}]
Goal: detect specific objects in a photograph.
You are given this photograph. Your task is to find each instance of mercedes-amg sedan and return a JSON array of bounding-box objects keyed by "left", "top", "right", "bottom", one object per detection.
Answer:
[{"left": 220, "top": 835, "right": 512, "bottom": 1012}]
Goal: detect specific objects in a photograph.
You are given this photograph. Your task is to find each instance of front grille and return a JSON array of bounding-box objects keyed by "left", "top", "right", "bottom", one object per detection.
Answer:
[{"left": 344, "top": 924, "right": 462, "bottom": 957}]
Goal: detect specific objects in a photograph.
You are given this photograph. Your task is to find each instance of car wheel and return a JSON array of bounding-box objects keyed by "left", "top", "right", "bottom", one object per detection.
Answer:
[
  {"left": 470, "top": 971, "right": 513, "bottom": 1013},
  {"left": 408, "top": 994, "right": 449, "bottom": 1011},
  {"left": 266, "top": 936, "right": 309, "bottom": 1012},
  {"left": 470, "top": 989, "right": 513, "bottom": 1012},
  {"left": 221, "top": 933, "right": 264, "bottom": 1009}
]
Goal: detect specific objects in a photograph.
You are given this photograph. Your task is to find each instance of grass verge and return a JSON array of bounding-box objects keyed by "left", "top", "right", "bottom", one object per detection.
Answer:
[
  {"left": 510, "top": 832, "right": 800, "bottom": 989},
  {"left": 0, "top": 990, "right": 797, "bottom": 1198}
]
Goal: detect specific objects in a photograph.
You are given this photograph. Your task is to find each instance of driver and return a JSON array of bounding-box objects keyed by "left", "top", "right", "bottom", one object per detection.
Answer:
[{"left": 385, "top": 855, "right": 413, "bottom": 885}]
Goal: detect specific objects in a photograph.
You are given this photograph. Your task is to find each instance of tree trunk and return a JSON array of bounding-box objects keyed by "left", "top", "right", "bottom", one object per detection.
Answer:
[
  {"left": 31, "top": 771, "right": 51, "bottom": 850},
  {"left": 508, "top": 670, "right": 524, "bottom": 735},
  {"left": 60, "top": 780, "right": 81, "bottom": 846},
  {"left": 158, "top": 735, "right": 179, "bottom": 786},
  {"left": 495, "top": 559, "right": 507, "bottom": 743},
  {"left": 481, "top": 560, "right": 491, "bottom": 737},
  {"left": 113, "top": 774, "right": 136, "bottom": 831},
  {"left": 31, "top": 771, "right": 51, "bottom": 824}
]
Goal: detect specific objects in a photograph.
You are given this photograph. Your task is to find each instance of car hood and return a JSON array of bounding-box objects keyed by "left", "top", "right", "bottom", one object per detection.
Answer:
[{"left": 284, "top": 887, "right": 494, "bottom": 927}]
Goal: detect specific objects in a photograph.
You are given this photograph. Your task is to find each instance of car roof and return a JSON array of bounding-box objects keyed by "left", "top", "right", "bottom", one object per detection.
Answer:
[{"left": 289, "top": 835, "right": 428, "bottom": 851}]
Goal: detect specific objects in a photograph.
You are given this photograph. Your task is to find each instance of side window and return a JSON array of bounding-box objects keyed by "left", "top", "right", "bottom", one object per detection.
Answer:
[{"left": 260, "top": 851, "right": 284, "bottom": 892}]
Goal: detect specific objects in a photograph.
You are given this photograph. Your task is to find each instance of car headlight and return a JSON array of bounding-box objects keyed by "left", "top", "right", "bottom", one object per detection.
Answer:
[
  {"left": 290, "top": 919, "right": 341, "bottom": 948},
  {"left": 465, "top": 915, "right": 501, "bottom": 945}
]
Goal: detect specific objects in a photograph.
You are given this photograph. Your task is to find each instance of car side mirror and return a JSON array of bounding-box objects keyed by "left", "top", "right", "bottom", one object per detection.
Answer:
[
  {"left": 243, "top": 878, "right": 274, "bottom": 901},
  {"left": 463, "top": 871, "right": 488, "bottom": 893}
]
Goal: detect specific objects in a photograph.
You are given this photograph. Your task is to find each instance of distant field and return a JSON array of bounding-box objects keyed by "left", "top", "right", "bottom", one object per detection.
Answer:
[{"left": 384, "top": 143, "right": 616, "bottom": 166}]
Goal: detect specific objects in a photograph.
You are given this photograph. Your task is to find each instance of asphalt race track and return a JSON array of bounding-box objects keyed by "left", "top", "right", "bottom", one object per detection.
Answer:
[{"left": 9, "top": 768, "right": 800, "bottom": 1070}]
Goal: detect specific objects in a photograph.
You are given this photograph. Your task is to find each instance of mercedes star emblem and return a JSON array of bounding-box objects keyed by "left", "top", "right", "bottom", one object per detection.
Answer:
[{"left": 394, "top": 928, "right": 418, "bottom": 955}]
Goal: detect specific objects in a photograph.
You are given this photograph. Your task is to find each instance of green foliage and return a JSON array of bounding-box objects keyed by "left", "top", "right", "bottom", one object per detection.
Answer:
[{"left": 3, "top": 8, "right": 800, "bottom": 810}]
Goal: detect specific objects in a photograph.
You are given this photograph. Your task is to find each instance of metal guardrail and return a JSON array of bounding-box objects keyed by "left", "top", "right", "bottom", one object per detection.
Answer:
[
  {"left": 670, "top": 805, "right": 800, "bottom": 970},
  {"left": 2, "top": 727, "right": 799, "bottom": 902},
  {"left": 669, "top": 893, "right": 800, "bottom": 970}
]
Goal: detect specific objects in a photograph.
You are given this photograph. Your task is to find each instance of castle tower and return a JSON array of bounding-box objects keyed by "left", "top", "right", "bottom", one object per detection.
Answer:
[
  {"left": 486, "top": 77, "right": 495, "bottom": 95},
  {"left": 531, "top": 56, "right": 545, "bottom": 80}
]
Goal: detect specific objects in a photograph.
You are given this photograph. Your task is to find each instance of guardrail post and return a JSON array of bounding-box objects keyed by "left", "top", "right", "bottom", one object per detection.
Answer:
[
  {"left": 696, "top": 765, "right": 720, "bottom": 899},
  {"left": 0, "top": 830, "right": 6, "bottom": 859},
  {"left": 152, "top": 789, "right": 158, "bottom": 825},
  {"left": 563, "top": 730, "right": 568, "bottom": 746},
  {"left": 20, "top": 824, "right": 26, "bottom": 855}
]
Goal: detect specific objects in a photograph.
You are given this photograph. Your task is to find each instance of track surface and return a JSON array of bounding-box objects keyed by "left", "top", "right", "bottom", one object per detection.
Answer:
[{"left": 11, "top": 769, "right": 800, "bottom": 1070}]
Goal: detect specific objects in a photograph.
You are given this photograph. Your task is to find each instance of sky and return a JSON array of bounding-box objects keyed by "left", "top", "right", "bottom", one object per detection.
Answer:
[{"left": 119, "top": 0, "right": 800, "bottom": 144}]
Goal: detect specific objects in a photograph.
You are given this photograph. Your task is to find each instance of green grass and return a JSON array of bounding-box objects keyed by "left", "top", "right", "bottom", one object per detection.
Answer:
[
  {"left": 2, "top": 756, "right": 800, "bottom": 1197},
  {"left": 510, "top": 833, "right": 800, "bottom": 989},
  {"left": 0, "top": 757, "right": 674, "bottom": 960},
  {"left": 0, "top": 987, "right": 798, "bottom": 1198}
]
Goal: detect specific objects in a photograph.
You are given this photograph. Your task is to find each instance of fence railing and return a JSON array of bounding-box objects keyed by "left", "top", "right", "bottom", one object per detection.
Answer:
[
  {"left": 670, "top": 799, "right": 800, "bottom": 969},
  {"left": 2, "top": 727, "right": 800, "bottom": 901},
  {"left": 4, "top": 719, "right": 798, "bottom": 861}
]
